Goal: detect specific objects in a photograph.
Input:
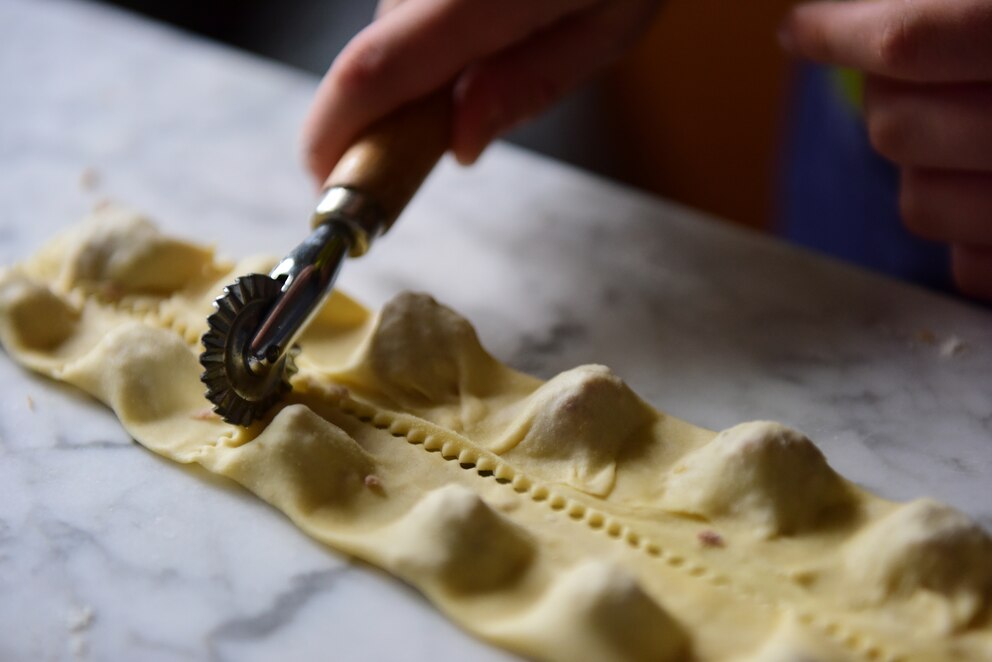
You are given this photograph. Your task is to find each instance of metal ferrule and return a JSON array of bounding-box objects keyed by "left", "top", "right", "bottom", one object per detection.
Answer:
[
  {"left": 311, "top": 186, "right": 386, "bottom": 257},
  {"left": 246, "top": 186, "right": 385, "bottom": 373}
]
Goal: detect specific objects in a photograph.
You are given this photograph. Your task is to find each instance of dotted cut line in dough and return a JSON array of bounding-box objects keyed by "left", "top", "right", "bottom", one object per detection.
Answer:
[
  {"left": 72, "top": 285, "right": 206, "bottom": 347},
  {"left": 332, "top": 395, "right": 901, "bottom": 662},
  {"left": 2, "top": 209, "right": 989, "bottom": 662}
]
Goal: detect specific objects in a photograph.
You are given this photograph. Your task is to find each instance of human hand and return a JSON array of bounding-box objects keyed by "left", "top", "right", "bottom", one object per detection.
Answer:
[
  {"left": 302, "top": 0, "right": 661, "bottom": 182},
  {"left": 779, "top": 0, "right": 992, "bottom": 299}
]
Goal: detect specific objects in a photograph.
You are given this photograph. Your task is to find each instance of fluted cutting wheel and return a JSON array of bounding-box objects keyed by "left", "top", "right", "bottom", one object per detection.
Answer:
[{"left": 199, "top": 274, "right": 299, "bottom": 426}]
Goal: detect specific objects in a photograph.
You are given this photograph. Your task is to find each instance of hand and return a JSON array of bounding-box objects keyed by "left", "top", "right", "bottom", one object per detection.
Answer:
[
  {"left": 302, "top": 0, "right": 661, "bottom": 180},
  {"left": 779, "top": 0, "right": 992, "bottom": 299}
]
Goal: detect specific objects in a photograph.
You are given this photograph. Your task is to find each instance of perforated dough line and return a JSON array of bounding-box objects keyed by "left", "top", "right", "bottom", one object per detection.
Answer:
[
  {"left": 323, "top": 390, "right": 902, "bottom": 662},
  {"left": 2, "top": 210, "right": 989, "bottom": 662}
]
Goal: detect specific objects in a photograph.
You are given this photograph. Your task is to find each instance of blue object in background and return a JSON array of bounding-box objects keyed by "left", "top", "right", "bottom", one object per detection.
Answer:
[{"left": 778, "top": 64, "right": 953, "bottom": 292}]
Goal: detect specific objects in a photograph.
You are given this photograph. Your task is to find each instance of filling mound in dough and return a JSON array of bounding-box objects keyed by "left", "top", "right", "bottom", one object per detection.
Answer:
[{"left": 1, "top": 208, "right": 990, "bottom": 662}]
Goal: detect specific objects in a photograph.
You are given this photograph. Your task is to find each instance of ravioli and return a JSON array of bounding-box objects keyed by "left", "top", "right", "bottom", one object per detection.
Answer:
[{"left": 1, "top": 207, "right": 990, "bottom": 662}]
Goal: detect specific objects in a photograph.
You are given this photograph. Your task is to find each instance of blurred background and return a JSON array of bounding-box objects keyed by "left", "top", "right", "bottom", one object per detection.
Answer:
[{"left": 97, "top": 0, "right": 796, "bottom": 231}]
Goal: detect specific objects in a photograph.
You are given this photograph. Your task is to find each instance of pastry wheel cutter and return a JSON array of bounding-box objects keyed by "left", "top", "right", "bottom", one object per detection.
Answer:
[{"left": 199, "top": 93, "right": 450, "bottom": 426}]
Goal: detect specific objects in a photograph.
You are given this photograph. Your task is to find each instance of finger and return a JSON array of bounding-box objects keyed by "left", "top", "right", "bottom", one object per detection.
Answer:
[
  {"left": 951, "top": 244, "right": 992, "bottom": 301},
  {"left": 302, "top": 0, "right": 600, "bottom": 183},
  {"left": 901, "top": 168, "right": 992, "bottom": 245},
  {"left": 375, "top": 0, "right": 406, "bottom": 19},
  {"left": 864, "top": 77, "right": 992, "bottom": 170},
  {"left": 780, "top": 0, "right": 992, "bottom": 82},
  {"left": 452, "top": 0, "right": 660, "bottom": 164}
]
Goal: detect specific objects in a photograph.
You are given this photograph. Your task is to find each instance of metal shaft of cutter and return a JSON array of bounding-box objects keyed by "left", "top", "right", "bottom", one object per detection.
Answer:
[
  {"left": 247, "top": 186, "right": 387, "bottom": 376},
  {"left": 247, "top": 222, "right": 352, "bottom": 374}
]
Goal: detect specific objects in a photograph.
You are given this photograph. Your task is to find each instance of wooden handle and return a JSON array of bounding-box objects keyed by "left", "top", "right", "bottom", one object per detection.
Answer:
[{"left": 318, "top": 91, "right": 452, "bottom": 233}]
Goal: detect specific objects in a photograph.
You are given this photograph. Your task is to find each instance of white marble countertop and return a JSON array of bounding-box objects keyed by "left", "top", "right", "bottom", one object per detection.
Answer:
[{"left": 2, "top": 0, "right": 990, "bottom": 660}]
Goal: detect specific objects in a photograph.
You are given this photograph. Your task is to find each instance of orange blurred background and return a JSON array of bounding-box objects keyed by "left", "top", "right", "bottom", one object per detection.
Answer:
[{"left": 602, "top": 0, "right": 797, "bottom": 231}]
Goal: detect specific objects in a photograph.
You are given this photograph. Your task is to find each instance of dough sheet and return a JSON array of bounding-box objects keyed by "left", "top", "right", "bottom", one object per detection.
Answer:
[{"left": 1, "top": 208, "right": 990, "bottom": 661}]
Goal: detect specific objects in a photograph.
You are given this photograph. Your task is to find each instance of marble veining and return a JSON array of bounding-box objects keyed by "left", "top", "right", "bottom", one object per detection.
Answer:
[{"left": 1, "top": 0, "right": 990, "bottom": 660}]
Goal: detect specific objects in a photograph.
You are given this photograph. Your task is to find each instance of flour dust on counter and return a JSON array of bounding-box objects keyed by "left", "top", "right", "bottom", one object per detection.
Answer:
[{"left": 1, "top": 207, "right": 990, "bottom": 662}]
